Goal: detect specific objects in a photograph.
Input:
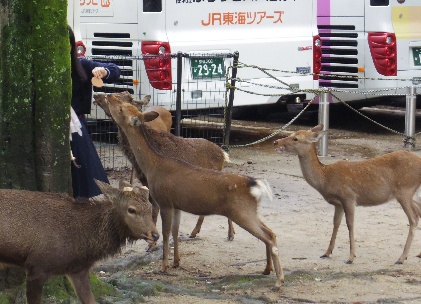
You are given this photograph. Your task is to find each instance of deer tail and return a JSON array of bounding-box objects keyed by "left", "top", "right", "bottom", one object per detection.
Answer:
[{"left": 250, "top": 179, "right": 273, "bottom": 202}]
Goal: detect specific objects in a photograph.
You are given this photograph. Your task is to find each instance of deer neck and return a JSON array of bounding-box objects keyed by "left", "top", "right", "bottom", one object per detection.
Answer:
[
  {"left": 119, "top": 122, "right": 162, "bottom": 174},
  {"left": 297, "top": 144, "right": 326, "bottom": 190}
]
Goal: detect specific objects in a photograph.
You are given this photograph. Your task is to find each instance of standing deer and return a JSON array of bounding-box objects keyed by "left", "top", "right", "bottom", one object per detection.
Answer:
[
  {"left": 0, "top": 180, "right": 159, "bottom": 304},
  {"left": 105, "top": 94, "right": 284, "bottom": 290},
  {"left": 94, "top": 92, "right": 235, "bottom": 241},
  {"left": 273, "top": 124, "right": 421, "bottom": 264}
]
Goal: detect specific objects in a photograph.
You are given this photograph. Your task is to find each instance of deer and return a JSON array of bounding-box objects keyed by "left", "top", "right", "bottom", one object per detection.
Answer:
[
  {"left": 105, "top": 93, "right": 284, "bottom": 290},
  {"left": 94, "top": 92, "right": 235, "bottom": 241},
  {"left": 0, "top": 180, "right": 159, "bottom": 304},
  {"left": 273, "top": 124, "right": 421, "bottom": 264}
]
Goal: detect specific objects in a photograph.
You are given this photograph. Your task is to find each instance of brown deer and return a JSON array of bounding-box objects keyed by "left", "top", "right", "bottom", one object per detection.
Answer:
[
  {"left": 273, "top": 124, "right": 421, "bottom": 264},
  {"left": 94, "top": 92, "right": 235, "bottom": 241},
  {"left": 105, "top": 94, "right": 284, "bottom": 290},
  {"left": 0, "top": 180, "right": 159, "bottom": 304}
]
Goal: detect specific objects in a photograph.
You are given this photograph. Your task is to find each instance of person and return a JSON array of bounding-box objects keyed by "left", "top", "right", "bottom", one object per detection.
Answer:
[{"left": 68, "top": 26, "right": 121, "bottom": 198}]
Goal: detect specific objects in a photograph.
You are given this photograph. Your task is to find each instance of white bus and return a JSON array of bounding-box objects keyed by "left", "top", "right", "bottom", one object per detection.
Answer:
[
  {"left": 317, "top": 0, "right": 421, "bottom": 107},
  {"left": 79, "top": 0, "right": 421, "bottom": 112},
  {"left": 79, "top": 0, "right": 319, "bottom": 112}
]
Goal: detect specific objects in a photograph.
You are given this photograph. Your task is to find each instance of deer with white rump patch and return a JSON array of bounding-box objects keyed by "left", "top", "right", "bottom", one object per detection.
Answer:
[
  {"left": 273, "top": 124, "right": 421, "bottom": 264},
  {"left": 0, "top": 180, "right": 159, "bottom": 304},
  {"left": 94, "top": 92, "right": 235, "bottom": 241},
  {"left": 106, "top": 94, "right": 284, "bottom": 290}
]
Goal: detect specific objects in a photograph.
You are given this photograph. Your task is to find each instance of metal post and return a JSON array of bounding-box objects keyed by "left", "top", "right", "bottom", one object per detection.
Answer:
[
  {"left": 404, "top": 85, "right": 417, "bottom": 149},
  {"left": 223, "top": 51, "right": 239, "bottom": 147},
  {"left": 318, "top": 91, "right": 330, "bottom": 156},
  {"left": 175, "top": 52, "right": 183, "bottom": 137}
]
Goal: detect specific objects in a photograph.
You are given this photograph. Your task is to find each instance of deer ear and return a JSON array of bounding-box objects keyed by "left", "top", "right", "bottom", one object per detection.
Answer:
[
  {"left": 94, "top": 179, "right": 120, "bottom": 200},
  {"left": 310, "top": 130, "right": 328, "bottom": 142},
  {"left": 311, "top": 124, "right": 324, "bottom": 132},
  {"left": 143, "top": 111, "right": 159, "bottom": 123}
]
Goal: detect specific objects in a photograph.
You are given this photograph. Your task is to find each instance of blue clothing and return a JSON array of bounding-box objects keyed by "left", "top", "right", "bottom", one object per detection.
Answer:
[
  {"left": 71, "top": 58, "right": 121, "bottom": 198},
  {"left": 72, "top": 58, "right": 121, "bottom": 116},
  {"left": 71, "top": 117, "right": 108, "bottom": 198}
]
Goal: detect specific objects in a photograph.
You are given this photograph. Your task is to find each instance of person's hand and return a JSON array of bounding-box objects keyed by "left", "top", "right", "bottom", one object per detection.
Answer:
[{"left": 92, "top": 67, "right": 108, "bottom": 79}]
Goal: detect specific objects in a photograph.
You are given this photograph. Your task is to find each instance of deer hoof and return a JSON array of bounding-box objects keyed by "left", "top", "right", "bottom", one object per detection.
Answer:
[
  {"left": 189, "top": 234, "right": 197, "bottom": 239},
  {"left": 172, "top": 260, "right": 180, "bottom": 268},
  {"left": 345, "top": 260, "right": 353, "bottom": 264},
  {"left": 227, "top": 235, "right": 234, "bottom": 241},
  {"left": 262, "top": 267, "right": 273, "bottom": 275},
  {"left": 395, "top": 260, "right": 404, "bottom": 265},
  {"left": 272, "top": 285, "right": 282, "bottom": 292},
  {"left": 320, "top": 254, "right": 329, "bottom": 259}
]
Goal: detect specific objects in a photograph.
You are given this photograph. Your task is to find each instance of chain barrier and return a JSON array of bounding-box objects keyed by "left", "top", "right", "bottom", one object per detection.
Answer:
[
  {"left": 223, "top": 96, "right": 318, "bottom": 150},
  {"left": 222, "top": 62, "right": 420, "bottom": 149},
  {"left": 328, "top": 90, "right": 418, "bottom": 147}
]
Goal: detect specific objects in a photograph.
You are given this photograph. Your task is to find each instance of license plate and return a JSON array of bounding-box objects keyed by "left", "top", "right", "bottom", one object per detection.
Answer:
[
  {"left": 191, "top": 58, "right": 225, "bottom": 79},
  {"left": 413, "top": 47, "right": 421, "bottom": 66}
]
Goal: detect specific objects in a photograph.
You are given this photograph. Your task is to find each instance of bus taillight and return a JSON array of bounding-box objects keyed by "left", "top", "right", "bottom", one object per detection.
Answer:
[
  {"left": 76, "top": 41, "right": 86, "bottom": 57},
  {"left": 141, "top": 41, "right": 172, "bottom": 90},
  {"left": 368, "top": 32, "right": 397, "bottom": 76},
  {"left": 313, "top": 35, "right": 322, "bottom": 80}
]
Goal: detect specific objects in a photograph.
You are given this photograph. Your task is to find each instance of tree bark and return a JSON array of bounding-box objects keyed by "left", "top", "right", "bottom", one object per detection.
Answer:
[
  {"left": 0, "top": 0, "right": 72, "bottom": 193},
  {"left": 0, "top": 0, "right": 74, "bottom": 302}
]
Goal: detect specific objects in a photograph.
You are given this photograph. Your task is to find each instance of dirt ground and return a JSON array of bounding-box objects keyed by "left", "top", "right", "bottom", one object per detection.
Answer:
[{"left": 97, "top": 118, "right": 421, "bottom": 304}]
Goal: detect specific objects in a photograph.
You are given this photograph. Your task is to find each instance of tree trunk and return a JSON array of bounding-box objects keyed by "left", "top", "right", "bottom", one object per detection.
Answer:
[
  {"left": 0, "top": 0, "right": 72, "bottom": 193},
  {"left": 0, "top": 0, "right": 74, "bottom": 302}
]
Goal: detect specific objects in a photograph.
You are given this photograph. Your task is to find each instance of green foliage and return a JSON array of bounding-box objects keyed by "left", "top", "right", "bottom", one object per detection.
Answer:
[
  {"left": 89, "top": 273, "right": 120, "bottom": 299},
  {"left": 0, "top": 273, "right": 122, "bottom": 303},
  {"left": 0, "top": 294, "right": 14, "bottom": 304},
  {"left": 42, "top": 276, "right": 76, "bottom": 302}
]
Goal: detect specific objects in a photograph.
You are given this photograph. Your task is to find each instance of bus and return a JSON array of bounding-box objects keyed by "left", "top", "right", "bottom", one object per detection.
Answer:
[
  {"left": 79, "top": 0, "right": 319, "bottom": 112},
  {"left": 317, "top": 0, "right": 421, "bottom": 107},
  {"left": 78, "top": 0, "right": 421, "bottom": 112}
]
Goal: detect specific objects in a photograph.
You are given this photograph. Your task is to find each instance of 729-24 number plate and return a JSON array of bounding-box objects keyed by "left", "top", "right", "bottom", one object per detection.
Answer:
[{"left": 191, "top": 58, "right": 225, "bottom": 79}]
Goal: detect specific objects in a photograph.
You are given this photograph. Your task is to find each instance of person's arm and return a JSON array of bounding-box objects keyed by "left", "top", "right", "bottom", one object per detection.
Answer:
[{"left": 80, "top": 58, "right": 121, "bottom": 83}]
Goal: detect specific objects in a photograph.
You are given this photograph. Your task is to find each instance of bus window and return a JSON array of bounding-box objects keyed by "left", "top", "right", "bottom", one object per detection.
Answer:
[
  {"left": 144, "top": 0, "right": 162, "bottom": 12},
  {"left": 370, "top": 0, "right": 389, "bottom": 6}
]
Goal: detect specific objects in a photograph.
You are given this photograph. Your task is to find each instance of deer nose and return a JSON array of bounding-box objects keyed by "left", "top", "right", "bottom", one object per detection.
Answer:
[{"left": 152, "top": 232, "right": 160, "bottom": 242}]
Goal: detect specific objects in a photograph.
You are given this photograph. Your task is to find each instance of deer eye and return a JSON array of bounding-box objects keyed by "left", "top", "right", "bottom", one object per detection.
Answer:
[
  {"left": 292, "top": 137, "right": 298, "bottom": 141},
  {"left": 119, "top": 106, "right": 123, "bottom": 112},
  {"left": 128, "top": 207, "right": 136, "bottom": 214}
]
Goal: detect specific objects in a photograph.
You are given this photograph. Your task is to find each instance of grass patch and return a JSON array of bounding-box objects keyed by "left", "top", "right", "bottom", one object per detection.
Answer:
[{"left": 285, "top": 270, "right": 317, "bottom": 283}]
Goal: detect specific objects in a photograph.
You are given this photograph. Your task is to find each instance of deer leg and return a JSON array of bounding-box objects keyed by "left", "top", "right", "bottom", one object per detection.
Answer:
[
  {"left": 67, "top": 270, "right": 96, "bottom": 304},
  {"left": 172, "top": 209, "right": 181, "bottom": 268},
  {"left": 25, "top": 270, "right": 48, "bottom": 304},
  {"left": 189, "top": 216, "right": 205, "bottom": 238},
  {"left": 343, "top": 202, "right": 356, "bottom": 264},
  {"left": 396, "top": 198, "right": 419, "bottom": 264},
  {"left": 230, "top": 212, "right": 284, "bottom": 290},
  {"left": 321, "top": 204, "right": 344, "bottom": 259},
  {"left": 160, "top": 208, "right": 174, "bottom": 272},
  {"left": 150, "top": 195, "right": 160, "bottom": 225},
  {"left": 228, "top": 219, "right": 235, "bottom": 241},
  {"left": 145, "top": 195, "right": 160, "bottom": 252},
  {"left": 260, "top": 221, "right": 275, "bottom": 275}
]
